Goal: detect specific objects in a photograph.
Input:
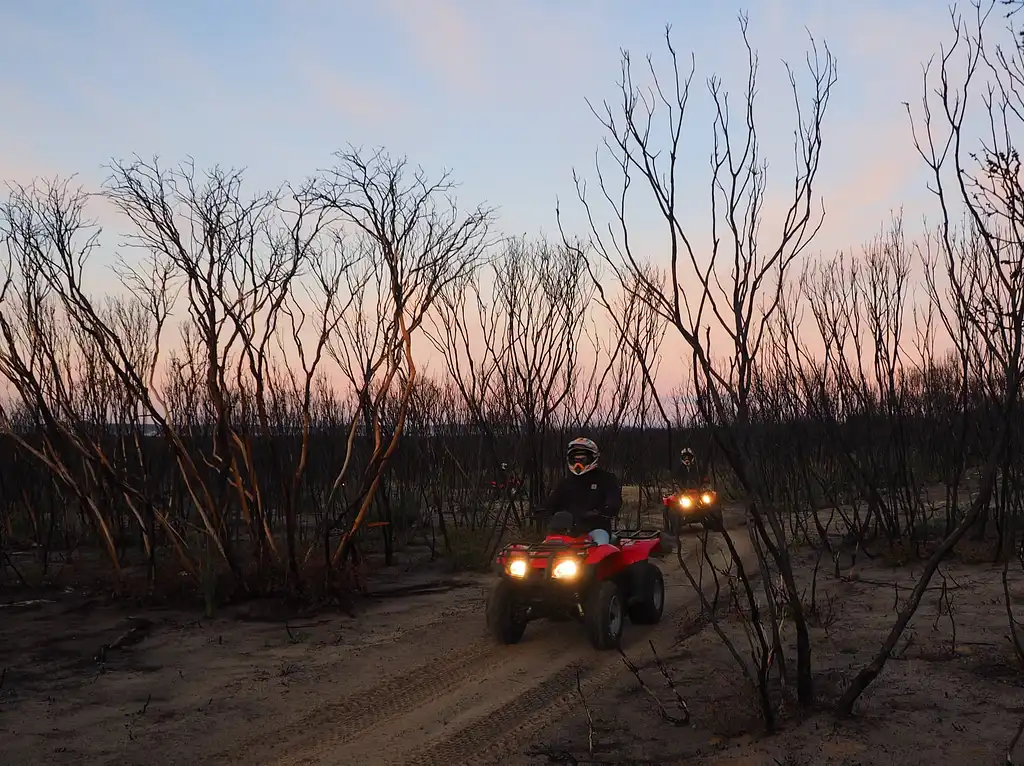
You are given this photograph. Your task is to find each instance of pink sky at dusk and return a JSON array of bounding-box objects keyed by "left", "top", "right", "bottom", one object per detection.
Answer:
[{"left": 0, "top": 0, "right": 1012, "bottom": 400}]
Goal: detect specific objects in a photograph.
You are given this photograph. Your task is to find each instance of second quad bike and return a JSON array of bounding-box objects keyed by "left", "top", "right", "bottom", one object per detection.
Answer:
[
  {"left": 488, "top": 463, "right": 522, "bottom": 498},
  {"left": 487, "top": 511, "right": 665, "bottom": 649},
  {"left": 662, "top": 486, "right": 724, "bottom": 536},
  {"left": 488, "top": 476, "right": 522, "bottom": 496}
]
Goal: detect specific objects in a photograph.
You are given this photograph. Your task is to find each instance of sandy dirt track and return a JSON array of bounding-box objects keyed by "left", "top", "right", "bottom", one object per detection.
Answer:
[
  {"left": 228, "top": 529, "right": 746, "bottom": 766},
  {"left": 1, "top": 522, "right": 749, "bottom": 766}
]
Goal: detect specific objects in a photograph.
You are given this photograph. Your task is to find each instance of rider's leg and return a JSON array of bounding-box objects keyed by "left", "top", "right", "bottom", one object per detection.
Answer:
[{"left": 589, "top": 528, "right": 610, "bottom": 545}]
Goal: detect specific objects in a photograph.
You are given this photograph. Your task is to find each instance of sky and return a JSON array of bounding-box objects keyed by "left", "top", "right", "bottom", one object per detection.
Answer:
[{"left": 0, "top": 0, "right": 1009, "bottom": 388}]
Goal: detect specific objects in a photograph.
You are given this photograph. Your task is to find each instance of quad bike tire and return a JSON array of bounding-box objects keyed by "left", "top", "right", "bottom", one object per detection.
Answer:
[
  {"left": 628, "top": 562, "right": 665, "bottom": 625},
  {"left": 662, "top": 508, "right": 682, "bottom": 537},
  {"left": 486, "top": 579, "right": 527, "bottom": 644},
  {"left": 585, "top": 580, "right": 625, "bottom": 650},
  {"left": 702, "top": 508, "right": 724, "bottom": 531}
]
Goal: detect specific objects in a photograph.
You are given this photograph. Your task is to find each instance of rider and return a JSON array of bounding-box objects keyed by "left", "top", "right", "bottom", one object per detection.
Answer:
[
  {"left": 540, "top": 437, "right": 622, "bottom": 545},
  {"left": 674, "top": 447, "right": 706, "bottom": 490}
]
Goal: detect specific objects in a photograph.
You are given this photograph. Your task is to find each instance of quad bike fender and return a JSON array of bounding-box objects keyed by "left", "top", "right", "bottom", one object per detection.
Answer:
[
  {"left": 592, "top": 552, "right": 627, "bottom": 582},
  {"left": 587, "top": 540, "right": 657, "bottom": 580},
  {"left": 580, "top": 543, "right": 631, "bottom": 582},
  {"left": 617, "top": 537, "right": 661, "bottom": 564},
  {"left": 582, "top": 542, "right": 621, "bottom": 568}
]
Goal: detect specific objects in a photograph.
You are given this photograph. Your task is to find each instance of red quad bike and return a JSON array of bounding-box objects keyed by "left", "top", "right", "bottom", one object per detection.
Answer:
[
  {"left": 488, "top": 477, "right": 522, "bottom": 496},
  {"left": 662, "top": 485, "right": 724, "bottom": 536},
  {"left": 486, "top": 510, "right": 665, "bottom": 650}
]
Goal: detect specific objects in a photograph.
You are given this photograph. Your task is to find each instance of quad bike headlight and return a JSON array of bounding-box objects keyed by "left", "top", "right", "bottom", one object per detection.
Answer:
[
  {"left": 701, "top": 493, "right": 713, "bottom": 505},
  {"left": 679, "top": 495, "right": 693, "bottom": 509},
  {"left": 552, "top": 558, "right": 579, "bottom": 580},
  {"left": 508, "top": 558, "right": 528, "bottom": 578}
]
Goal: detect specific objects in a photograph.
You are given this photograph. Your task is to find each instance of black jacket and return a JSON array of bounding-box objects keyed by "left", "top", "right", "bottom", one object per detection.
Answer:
[
  {"left": 674, "top": 462, "right": 705, "bottom": 489},
  {"left": 542, "top": 468, "right": 623, "bottom": 534}
]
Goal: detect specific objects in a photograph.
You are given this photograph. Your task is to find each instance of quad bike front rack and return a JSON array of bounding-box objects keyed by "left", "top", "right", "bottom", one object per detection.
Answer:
[
  {"left": 496, "top": 538, "right": 596, "bottom": 581},
  {"left": 498, "top": 538, "right": 597, "bottom": 558}
]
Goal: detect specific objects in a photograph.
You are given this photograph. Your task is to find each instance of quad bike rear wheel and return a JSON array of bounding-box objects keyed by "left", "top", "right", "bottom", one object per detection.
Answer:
[
  {"left": 585, "top": 580, "right": 625, "bottom": 649},
  {"left": 628, "top": 562, "right": 665, "bottom": 625},
  {"left": 486, "top": 579, "right": 527, "bottom": 644}
]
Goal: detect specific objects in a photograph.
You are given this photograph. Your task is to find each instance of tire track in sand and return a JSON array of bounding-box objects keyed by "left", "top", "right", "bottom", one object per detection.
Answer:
[
  {"left": 217, "top": 601, "right": 504, "bottom": 763},
  {"left": 404, "top": 532, "right": 746, "bottom": 766},
  {"left": 255, "top": 531, "right": 739, "bottom": 766}
]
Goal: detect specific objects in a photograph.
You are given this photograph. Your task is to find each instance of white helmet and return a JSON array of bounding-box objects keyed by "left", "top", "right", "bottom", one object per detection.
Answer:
[
  {"left": 680, "top": 447, "right": 695, "bottom": 465},
  {"left": 567, "top": 437, "right": 599, "bottom": 475}
]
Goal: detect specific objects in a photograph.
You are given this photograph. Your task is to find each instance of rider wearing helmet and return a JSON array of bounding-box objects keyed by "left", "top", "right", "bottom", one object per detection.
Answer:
[
  {"left": 675, "top": 447, "right": 704, "bottom": 489},
  {"left": 540, "top": 437, "right": 622, "bottom": 545}
]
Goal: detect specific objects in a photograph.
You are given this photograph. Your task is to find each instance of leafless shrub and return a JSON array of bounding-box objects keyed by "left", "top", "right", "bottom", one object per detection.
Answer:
[
  {"left": 1008, "top": 708, "right": 1024, "bottom": 765},
  {"left": 619, "top": 640, "right": 691, "bottom": 726},
  {"left": 834, "top": 0, "right": 1024, "bottom": 716},
  {"left": 562, "top": 12, "right": 836, "bottom": 726},
  {"left": 0, "top": 147, "right": 494, "bottom": 602}
]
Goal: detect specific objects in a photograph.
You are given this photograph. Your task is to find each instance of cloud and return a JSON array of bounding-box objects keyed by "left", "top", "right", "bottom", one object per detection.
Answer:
[
  {"left": 375, "top": 0, "right": 484, "bottom": 96},
  {"left": 737, "top": 1, "right": 958, "bottom": 254},
  {"left": 814, "top": 118, "right": 925, "bottom": 250},
  {"left": 294, "top": 61, "right": 409, "bottom": 127},
  {"left": 372, "top": 0, "right": 605, "bottom": 105},
  {"left": 842, "top": 1, "right": 952, "bottom": 65}
]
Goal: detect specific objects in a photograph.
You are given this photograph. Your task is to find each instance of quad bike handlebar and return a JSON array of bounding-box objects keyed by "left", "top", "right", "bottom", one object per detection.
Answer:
[
  {"left": 531, "top": 507, "right": 615, "bottom": 522},
  {"left": 538, "top": 509, "right": 614, "bottom": 537}
]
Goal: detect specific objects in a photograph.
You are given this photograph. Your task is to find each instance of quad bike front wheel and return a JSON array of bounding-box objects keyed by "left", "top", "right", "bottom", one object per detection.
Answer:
[
  {"left": 585, "top": 580, "right": 625, "bottom": 650},
  {"left": 702, "top": 508, "right": 724, "bottom": 531},
  {"left": 662, "top": 508, "right": 682, "bottom": 537},
  {"left": 628, "top": 562, "right": 665, "bottom": 625},
  {"left": 486, "top": 579, "right": 527, "bottom": 644}
]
